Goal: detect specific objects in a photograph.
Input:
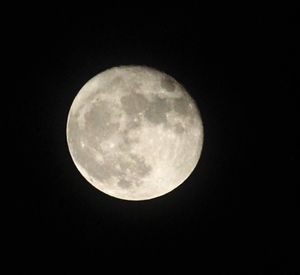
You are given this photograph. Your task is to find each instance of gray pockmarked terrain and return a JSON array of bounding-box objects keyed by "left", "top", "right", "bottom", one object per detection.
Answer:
[{"left": 67, "top": 66, "right": 204, "bottom": 200}]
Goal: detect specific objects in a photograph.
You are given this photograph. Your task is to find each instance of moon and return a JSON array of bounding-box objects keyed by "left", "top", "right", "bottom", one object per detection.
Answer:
[{"left": 66, "top": 66, "right": 204, "bottom": 200}]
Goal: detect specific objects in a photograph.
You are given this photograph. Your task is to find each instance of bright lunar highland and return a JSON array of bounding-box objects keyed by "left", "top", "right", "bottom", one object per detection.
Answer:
[{"left": 67, "top": 66, "right": 204, "bottom": 200}]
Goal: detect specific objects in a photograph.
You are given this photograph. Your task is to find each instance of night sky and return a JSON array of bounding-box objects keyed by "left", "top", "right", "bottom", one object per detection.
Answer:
[{"left": 12, "top": 5, "right": 298, "bottom": 273}]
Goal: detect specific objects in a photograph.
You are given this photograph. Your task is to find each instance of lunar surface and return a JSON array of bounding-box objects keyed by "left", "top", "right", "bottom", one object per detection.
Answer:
[{"left": 66, "top": 66, "right": 204, "bottom": 200}]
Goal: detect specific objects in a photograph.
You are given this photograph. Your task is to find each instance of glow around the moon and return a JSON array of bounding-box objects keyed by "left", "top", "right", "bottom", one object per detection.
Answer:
[{"left": 66, "top": 66, "right": 204, "bottom": 200}]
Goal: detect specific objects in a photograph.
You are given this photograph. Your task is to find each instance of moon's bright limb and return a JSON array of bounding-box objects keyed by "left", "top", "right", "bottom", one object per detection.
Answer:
[{"left": 66, "top": 66, "right": 204, "bottom": 200}]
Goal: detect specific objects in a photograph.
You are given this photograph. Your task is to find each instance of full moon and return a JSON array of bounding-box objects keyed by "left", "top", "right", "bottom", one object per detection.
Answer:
[{"left": 66, "top": 66, "right": 204, "bottom": 200}]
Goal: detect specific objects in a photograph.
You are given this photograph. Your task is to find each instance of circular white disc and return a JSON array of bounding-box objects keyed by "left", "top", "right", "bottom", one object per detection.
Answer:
[{"left": 66, "top": 66, "right": 204, "bottom": 200}]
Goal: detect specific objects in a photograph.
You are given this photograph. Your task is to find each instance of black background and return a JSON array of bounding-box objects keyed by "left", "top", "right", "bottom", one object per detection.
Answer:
[{"left": 11, "top": 4, "right": 298, "bottom": 273}]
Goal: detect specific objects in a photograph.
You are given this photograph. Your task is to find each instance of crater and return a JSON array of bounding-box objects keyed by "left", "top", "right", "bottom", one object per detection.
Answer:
[
  {"left": 144, "top": 96, "right": 171, "bottom": 125},
  {"left": 71, "top": 148, "right": 121, "bottom": 183},
  {"left": 127, "top": 117, "right": 142, "bottom": 129},
  {"left": 121, "top": 128, "right": 140, "bottom": 148},
  {"left": 84, "top": 100, "right": 120, "bottom": 141},
  {"left": 117, "top": 179, "right": 132, "bottom": 189},
  {"left": 121, "top": 92, "right": 149, "bottom": 115},
  {"left": 160, "top": 76, "right": 175, "bottom": 92},
  {"left": 174, "top": 123, "right": 185, "bottom": 134},
  {"left": 129, "top": 154, "right": 152, "bottom": 178},
  {"left": 110, "top": 76, "right": 123, "bottom": 87},
  {"left": 69, "top": 121, "right": 155, "bottom": 185},
  {"left": 173, "top": 97, "right": 190, "bottom": 116}
]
